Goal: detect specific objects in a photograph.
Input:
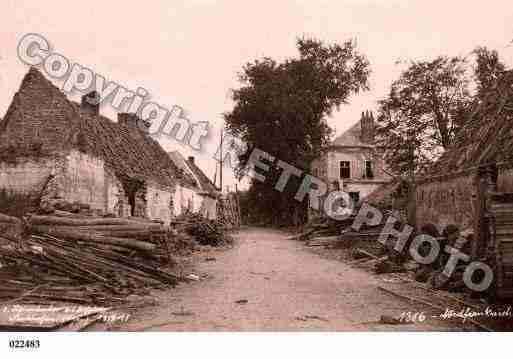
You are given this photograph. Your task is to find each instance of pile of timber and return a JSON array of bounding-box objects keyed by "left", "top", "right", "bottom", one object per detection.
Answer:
[
  {"left": 290, "top": 212, "right": 388, "bottom": 246},
  {"left": 0, "top": 212, "right": 184, "bottom": 306},
  {"left": 172, "top": 212, "right": 233, "bottom": 247},
  {"left": 0, "top": 213, "right": 23, "bottom": 243}
]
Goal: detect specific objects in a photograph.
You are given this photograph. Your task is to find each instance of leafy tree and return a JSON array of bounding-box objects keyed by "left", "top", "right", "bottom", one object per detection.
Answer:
[
  {"left": 473, "top": 46, "right": 506, "bottom": 100},
  {"left": 376, "top": 48, "right": 508, "bottom": 179},
  {"left": 375, "top": 56, "right": 472, "bottom": 178},
  {"left": 225, "top": 37, "right": 370, "bottom": 226},
  {"left": 375, "top": 48, "right": 508, "bottom": 226}
]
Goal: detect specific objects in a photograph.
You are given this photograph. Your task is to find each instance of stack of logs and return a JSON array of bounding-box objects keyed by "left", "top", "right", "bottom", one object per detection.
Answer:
[
  {"left": 0, "top": 211, "right": 184, "bottom": 306},
  {"left": 0, "top": 213, "right": 23, "bottom": 243}
]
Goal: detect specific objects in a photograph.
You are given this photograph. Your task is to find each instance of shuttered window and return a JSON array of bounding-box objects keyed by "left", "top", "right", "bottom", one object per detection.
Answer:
[{"left": 339, "top": 161, "right": 350, "bottom": 179}]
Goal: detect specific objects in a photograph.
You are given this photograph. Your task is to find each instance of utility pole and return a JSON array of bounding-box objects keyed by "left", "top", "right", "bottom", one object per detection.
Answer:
[
  {"left": 219, "top": 129, "right": 224, "bottom": 193},
  {"left": 407, "top": 130, "right": 417, "bottom": 230},
  {"left": 212, "top": 162, "right": 218, "bottom": 187}
]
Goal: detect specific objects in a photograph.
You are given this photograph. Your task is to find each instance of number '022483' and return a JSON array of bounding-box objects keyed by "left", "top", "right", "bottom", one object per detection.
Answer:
[{"left": 9, "top": 339, "right": 40, "bottom": 349}]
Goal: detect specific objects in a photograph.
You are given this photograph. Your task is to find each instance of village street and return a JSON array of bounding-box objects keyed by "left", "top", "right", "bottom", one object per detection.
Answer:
[{"left": 113, "top": 228, "right": 471, "bottom": 331}]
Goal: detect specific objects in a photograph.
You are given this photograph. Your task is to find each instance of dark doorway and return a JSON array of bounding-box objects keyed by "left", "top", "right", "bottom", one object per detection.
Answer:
[{"left": 349, "top": 191, "right": 360, "bottom": 204}]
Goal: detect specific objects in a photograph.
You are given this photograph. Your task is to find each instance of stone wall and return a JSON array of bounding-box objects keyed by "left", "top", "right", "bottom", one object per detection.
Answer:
[
  {"left": 0, "top": 157, "right": 55, "bottom": 195},
  {"left": 416, "top": 174, "right": 475, "bottom": 231},
  {"left": 0, "top": 150, "right": 132, "bottom": 216},
  {"left": 105, "top": 168, "right": 130, "bottom": 217},
  {"left": 416, "top": 165, "right": 513, "bottom": 231},
  {"left": 172, "top": 184, "right": 202, "bottom": 216},
  {"left": 0, "top": 149, "right": 182, "bottom": 223},
  {"left": 146, "top": 184, "right": 174, "bottom": 224},
  {"left": 199, "top": 195, "right": 218, "bottom": 220},
  {"left": 56, "top": 150, "right": 106, "bottom": 212},
  {"left": 498, "top": 166, "right": 513, "bottom": 192}
]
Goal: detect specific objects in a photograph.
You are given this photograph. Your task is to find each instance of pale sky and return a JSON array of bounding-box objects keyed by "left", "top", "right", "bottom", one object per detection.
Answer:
[{"left": 1, "top": 0, "right": 513, "bottom": 190}]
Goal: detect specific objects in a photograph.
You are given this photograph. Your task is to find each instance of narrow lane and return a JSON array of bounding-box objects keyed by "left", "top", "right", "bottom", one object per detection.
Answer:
[{"left": 119, "top": 227, "right": 464, "bottom": 331}]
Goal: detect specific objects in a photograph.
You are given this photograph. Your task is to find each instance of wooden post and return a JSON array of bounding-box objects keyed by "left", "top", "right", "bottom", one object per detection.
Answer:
[{"left": 472, "top": 165, "right": 497, "bottom": 259}]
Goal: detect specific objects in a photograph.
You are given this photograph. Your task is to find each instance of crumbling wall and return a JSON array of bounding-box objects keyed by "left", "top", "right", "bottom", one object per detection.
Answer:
[
  {"left": 498, "top": 166, "right": 513, "bottom": 192},
  {"left": 105, "top": 169, "right": 130, "bottom": 217},
  {"left": 416, "top": 174, "right": 475, "bottom": 230},
  {"left": 199, "top": 194, "right": 217, "bottom": 220},
  {"left": 0, "top": 157, "right": 55, "bottom": 194},
  {"left": 172, "top": 185, "right": 202, "bottom": 216},
  {"left": 56, "top": 150, "right": 106, "bottom": 212},
  {"left": 132, "top": 186, "right": 147, "bottom": 218},
  {"left": 146, "top": 184, "right": 173, "bottom": 224}
]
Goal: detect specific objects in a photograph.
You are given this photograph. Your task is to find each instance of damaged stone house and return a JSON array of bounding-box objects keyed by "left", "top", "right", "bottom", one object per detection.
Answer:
[
  {"left": 0, "top": 67, "right": 215, "bottom": 224},
  {"left": 415, "top": 71, "right": 513, "bottom": 298},
  {"left": 311, "top": 110, "right": 392, "bottom": 205},
  {"left": 416, "top": 71, "right": 513, "bottom": 231},
  {"left": 168, "top": 151, "right": 219, "bottom": 220}
]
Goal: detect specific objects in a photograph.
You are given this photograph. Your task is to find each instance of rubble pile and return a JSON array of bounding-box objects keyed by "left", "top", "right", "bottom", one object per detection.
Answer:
[
  {"left": 0, "top": 212, "right": 188, "bottom": 306},
  {"left": 173, "top": 212, "right": 233, "bottom": 247}
]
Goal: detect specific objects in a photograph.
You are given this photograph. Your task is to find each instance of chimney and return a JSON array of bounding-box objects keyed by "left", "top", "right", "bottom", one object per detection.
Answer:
[
  {"left": 360, "top": 110, "right": 375, "bottom": 144},
  {"left": 118, "top": 113, "right": 149, "bottom": 133},
  {"left": 81, "top": 91, "right": 100, "bottom": 115},
  {"left": 188, "top": 156, "right": 195, "bottom": 164}
]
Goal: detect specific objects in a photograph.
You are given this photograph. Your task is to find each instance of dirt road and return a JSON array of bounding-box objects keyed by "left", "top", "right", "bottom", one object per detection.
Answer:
[{"left": 116, "top": 227, "right": 468, "bottom": 331}]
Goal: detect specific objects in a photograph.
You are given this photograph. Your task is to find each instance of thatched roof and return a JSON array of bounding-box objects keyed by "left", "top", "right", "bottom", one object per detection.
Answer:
[
  {"left": 0, "top": 67, "right": 80, "bottom": 153},
  {"left": 428, "top": 70, "right": 513, "bottom": 175},
  {"left": 168, "top": 151, "right": 219, "bottom": 195},
  {"left": 185, "top": 156, "right": 219, "bottom": 194},
  {"left": 0, "top": 67, "right": 196, "bottom": 189}
]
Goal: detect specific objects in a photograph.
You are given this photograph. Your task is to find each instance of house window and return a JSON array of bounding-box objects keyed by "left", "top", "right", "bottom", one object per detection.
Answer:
[
  {"left": 313, "top": 167, "right": 319, "bottom": 177},
  {"left": 339, "top": 161, "right": 351, "bottom": 179},
  {"left": 364, "top": 160, "right": 374, "bottom": 179}
]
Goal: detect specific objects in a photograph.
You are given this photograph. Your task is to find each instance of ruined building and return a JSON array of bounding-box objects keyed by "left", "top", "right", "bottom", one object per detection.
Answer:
[
  {"left": 168, "top": 151, "right": 219, "bottom": 220},
  {"left": 0, "top": 67, "right": 216, "bottom": 223},
  {"left": 415, "top": 71, "right": 513, "bottom": 299},
  {"left": 416, "top": 71, "right": 513, "bottom": 231}
]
